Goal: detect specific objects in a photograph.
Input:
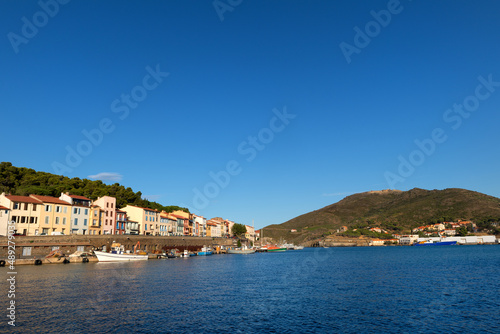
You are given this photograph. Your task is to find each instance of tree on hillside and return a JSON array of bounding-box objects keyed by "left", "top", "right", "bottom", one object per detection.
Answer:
[
  {"left": 0, "top": 161, "right": 189, "bottom": 213},
  {"left": 232, "top": 223, "right": 247, "bottom": 237},
  {"left": 456, "top": 226, "right": 468, "bottom": 236}
]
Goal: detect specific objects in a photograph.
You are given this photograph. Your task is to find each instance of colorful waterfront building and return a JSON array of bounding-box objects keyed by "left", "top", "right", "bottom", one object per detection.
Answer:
[
  {"left": 0, "top": 205, "right": 11, "bottom": 236},
  {"left": 167, "top": 213, "right": 184, "bottom": 236},
  {"left": 0, "top": 193, "right": 41, "bottom": 236},
  {"left": 206, "top": 220, "right": 216, "bottom": 237},
  {"left": 30, "top": 195, "right": 72, "bottom": 235},
  {"left": 89, "top": 205, "right": 103, "bottom": 235},
  {"left": 225, "top": 219, "right": 235, "bottom": 237},
  {"left": 166, "top": 213, "right": 179, "bottom": 235},
  {"left": 193, "top": 215, "right": 206, "bottom": 237},
  {"left": 212, "top": 221, "right": 222, "bottom": 238},
  {"left": 120, "top": 205, "right": 158, "bottom": 235},
  {"left": 93, "top": 196, "right": 117, "bottom": 235},
  {"left": 115, "top": 209, "right": 127, "bottom": 235},
  {"left": 158, "top": 211, "right": 171, "bottom": 236},
  {"left": 59, "top": 193, "right": 91, "bottom": 235},
  {"left": 171, "top": 210, "right": 192, "bottom": 236},
  {"left": 245, "top": 225, "right": 255, "bottom": 243},
  {"left": 125, "top": 220, "right": 140, "bottom": 235}
]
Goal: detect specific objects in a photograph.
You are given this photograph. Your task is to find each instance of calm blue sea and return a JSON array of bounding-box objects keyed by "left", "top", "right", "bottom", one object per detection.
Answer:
[{"left": 1, "top": 246, "right": 499, "bottom": 333}]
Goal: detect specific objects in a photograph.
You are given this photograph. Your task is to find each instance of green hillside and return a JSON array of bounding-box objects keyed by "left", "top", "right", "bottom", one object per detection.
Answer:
[
  {"left": 0, "top": 162, "right": 187, "bottom": 213},
  {"left": 264, "top": 188, "right": 500, "bottom": 243}
]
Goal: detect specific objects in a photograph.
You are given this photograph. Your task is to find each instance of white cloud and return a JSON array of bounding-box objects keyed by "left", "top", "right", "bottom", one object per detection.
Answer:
[{"left": 87, "top": 172, "right": 123, "bottom": 182}]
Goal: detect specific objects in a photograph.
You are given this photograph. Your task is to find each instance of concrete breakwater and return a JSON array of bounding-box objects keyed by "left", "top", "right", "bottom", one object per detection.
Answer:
[
  {"left": 303, "top": 236, "right": 371, "bottom": 247},
  {"left": 0, "top": 235, "right": 234, "bottom": 264}
]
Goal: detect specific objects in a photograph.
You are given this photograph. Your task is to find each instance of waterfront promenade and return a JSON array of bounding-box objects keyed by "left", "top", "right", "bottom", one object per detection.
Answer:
[{"left": 0, "top": 235, "right": 234, "bottom": 263}]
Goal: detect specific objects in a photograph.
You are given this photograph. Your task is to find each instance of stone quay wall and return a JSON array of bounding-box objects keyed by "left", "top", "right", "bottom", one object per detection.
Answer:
[{"left": 0, "top": 235, "right": 234, "bottom": 260}]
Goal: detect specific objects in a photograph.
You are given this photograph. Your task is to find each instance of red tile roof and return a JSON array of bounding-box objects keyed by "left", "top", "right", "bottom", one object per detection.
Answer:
[
  {"left": 30, "top": 195, "right": 70, "bottom": 205},
  {"left": 0, "top": 205, "right": 10, "bottom": 210},
  {"left": 68, "top": 194, "right": 91, "bottom": 200},
  {"left": 5, "top": 195, "right": 42, "bottom": 204}
]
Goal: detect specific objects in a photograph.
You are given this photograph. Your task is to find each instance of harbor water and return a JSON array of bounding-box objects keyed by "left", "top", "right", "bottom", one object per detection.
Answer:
[{"left": 1, "top": 245, "right": 499, "bottom": 333}]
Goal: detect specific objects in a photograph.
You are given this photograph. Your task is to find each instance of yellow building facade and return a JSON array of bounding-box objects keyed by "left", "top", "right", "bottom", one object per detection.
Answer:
[
  {"left": 30, "top": 195, "right": 72, "bottom": 235},
  {"left": 0, "top": 193, "right": 42, "bottom": 236}
]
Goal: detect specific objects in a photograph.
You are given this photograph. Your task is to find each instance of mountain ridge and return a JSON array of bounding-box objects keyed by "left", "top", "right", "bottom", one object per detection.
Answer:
[{"left": 263, "top": 188, "right": 500, "bottom": 243}]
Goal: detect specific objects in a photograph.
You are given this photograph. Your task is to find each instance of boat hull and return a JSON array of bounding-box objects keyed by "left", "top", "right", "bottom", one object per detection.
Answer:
[
  {"left": 267, "top": 248, "right": 287, "bottom": 252},
  {"left": 197, "top": 251, "right": 213, "bottom": 256},
  {"left": 413, "top": 241, "right": 457, "bottom": 246},
  {"left": 94, "top": 251, "right": 148, "bottom": 262},
  {"left": 227, "top": 249, "right": 256, "bottom": 254}
]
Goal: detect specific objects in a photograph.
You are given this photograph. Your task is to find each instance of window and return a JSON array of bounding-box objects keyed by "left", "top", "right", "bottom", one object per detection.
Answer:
[
  {"left": 45, "top": 216, "right": 49, "bottom": 224},
  {"left": 55, "top": 217, "right": 60, "bottom": 225},
  {"left": 84, "top": 209, "right": 88, "bottom": 215},
  {"left": 45, "top": 205, "right": 52, "bottom": 212},
  {"left": 21, "top": 216, "right": 26, "bottom": 224},
  {"left": 77, "top": 246, "right": 84, "bottom": 252},
  {"left": 106, "top": 203, "right": 109, "bottom": 208},
  {"left": 13, "top": 203, "right": 19, "bottom": 210},
  {"left": 110, "top": 211, "right": 113, "bottom": 217},
  {"left": 145, "top": 224, "right": 147, "bottom": 231},
  {"left": 42, "top": 228, "right": 48, "bottom": 234},
  {"left": 84, "top": 219, "right": 87, "bottom": 226},
  {"left": 32, "top": 204, "right": 37, "bottom": 211},
  {"left": 116, "top": 222, "right": 120, "bottom": 229},
  {"left": 63, "top": 218, "right": 66, "bottom": 225},
  {"left": 74, "top": 208, "right": 78, "bottom": 214},
  {"left": 74, "top": 218, "right": 78, "bottom": 226},
  {"left": 30, "top": 217, "right": 35, "bottom": 224},
  {"left": 22, "top": 247, "right": 32, "bottom": 256},
  {"left": 56, "top": 206, "right": 61, "bottom": 213},
  {"left": 24, "top": 203, "right": 28, "bottom": 210},
  {"left": 63, "top": 207, "right": 67, "bottom": 213},
  {"left": 52, "top": 246, "right": 59, "bottom": 251}
]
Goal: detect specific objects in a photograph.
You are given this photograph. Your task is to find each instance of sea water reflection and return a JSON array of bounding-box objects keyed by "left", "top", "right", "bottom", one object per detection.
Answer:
[{"left": 1, "top": 246, "right": 499, "bottom": 333}]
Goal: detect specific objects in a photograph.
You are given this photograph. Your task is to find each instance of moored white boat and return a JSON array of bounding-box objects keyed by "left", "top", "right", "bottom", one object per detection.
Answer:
[
  {"left": 94, "top": 242, "right": 148, "bottom": 262},
  {"left": 94, "top": 251, "right": 148, "bottom": 262},
  {"left": 228, "top": 248, "right": 256, "bottom": 254}
]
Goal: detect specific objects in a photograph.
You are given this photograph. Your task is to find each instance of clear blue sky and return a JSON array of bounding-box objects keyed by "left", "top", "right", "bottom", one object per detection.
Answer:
[{"left": 2, "top": 0, "right": 500, "bottom": 230}]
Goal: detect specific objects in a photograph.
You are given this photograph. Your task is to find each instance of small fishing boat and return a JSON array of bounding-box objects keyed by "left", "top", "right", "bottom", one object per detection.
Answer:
[
  {"left": 267, "top": 246, "right": 287, "bottom": 252},
  {"left": 413, "top": 240, "right": 457, "bottom": 246},
  {"left": 228, "top": 247, "right": 256, "bottom": 254},
  {"left": 197, "top": 246, "right": 213, "bottom": 256},
  {"left": 94, "top": 242, "right": 148, "bottom": 262}
]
